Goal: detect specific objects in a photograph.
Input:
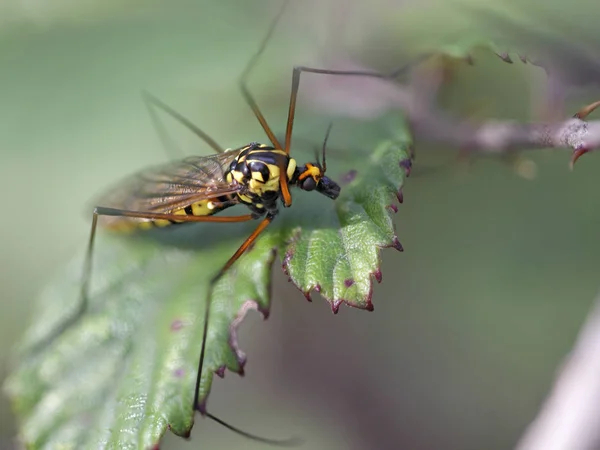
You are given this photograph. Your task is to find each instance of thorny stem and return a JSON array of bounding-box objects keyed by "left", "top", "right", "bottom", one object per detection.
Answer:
[{"left": 301, "top": 54, "right": 600, "bottom": 169}]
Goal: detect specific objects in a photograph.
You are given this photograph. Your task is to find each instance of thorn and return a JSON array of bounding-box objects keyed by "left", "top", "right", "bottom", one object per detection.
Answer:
[
  {"left": 387, "top": 204, "right": 398, "bottom": 213},
  {"left": 518, "top": 54, "right": 528, "bottom": 64},
  {"left": 570, "top": 148, "right": 589, "bottom": 169},
  {"left": 574, "top": 100, "right": 600, "bottom": 120},
  {"left": 464, "top": 54, "right": 474, "bottom": 65},
  {"left": 399, "top": 159, "right": 412, "bottom": 177}
]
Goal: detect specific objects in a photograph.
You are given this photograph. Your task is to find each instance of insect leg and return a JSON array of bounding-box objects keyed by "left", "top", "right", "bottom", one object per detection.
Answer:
[
  {"left": 282, "top": 66, "right": 390, "bottom": 155},
  {"left": 28, "top": 208, "right": 256, "bottom": 355},
  {"left": 142, "top": 90, "right": 225, "bottom": 157},
  {"left": 96, "top": 207, "right": 254, "bottom": 223},
  {"left": 238, "top": 0, "right": 292, "bottom": 150},
  {"left": 194, "top": 212, "right": 275, "bottom": 411},
  {"left": 192, "top": 212, "right": 302, "bottom": 445}
]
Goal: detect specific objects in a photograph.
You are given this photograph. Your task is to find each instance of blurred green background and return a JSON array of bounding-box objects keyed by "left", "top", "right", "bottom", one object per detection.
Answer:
[{"left": 2, "top": 0, "right": 600, "bottom": 449}]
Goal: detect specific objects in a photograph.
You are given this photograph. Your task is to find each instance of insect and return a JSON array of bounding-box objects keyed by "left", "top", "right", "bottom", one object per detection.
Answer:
[{"left": 41, "top": 0, "right": 400, "bottom": 445}]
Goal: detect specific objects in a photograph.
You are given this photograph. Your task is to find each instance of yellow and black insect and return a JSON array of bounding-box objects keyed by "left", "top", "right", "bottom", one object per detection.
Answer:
[{"left": 49, "top": 0, "right": 394, "bottom": 444}]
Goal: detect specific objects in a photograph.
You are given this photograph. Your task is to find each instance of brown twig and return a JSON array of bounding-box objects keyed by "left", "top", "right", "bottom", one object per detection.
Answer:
[
  {"left": 515, "top": 291, "right": 600, "bottom": 450},
  {"left": 299, "top": 56, "right": 600, "bottom": 169}
]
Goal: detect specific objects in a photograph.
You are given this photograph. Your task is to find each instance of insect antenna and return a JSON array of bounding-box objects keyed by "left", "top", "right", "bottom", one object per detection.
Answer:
[{"left": 321, "top": 121, "right": 333, "bottom": 173}]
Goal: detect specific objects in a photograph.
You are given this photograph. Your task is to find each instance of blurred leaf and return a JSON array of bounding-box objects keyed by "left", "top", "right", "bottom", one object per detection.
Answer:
[{"left": 4, "top": 135, "right": 411, "bottom": 449}]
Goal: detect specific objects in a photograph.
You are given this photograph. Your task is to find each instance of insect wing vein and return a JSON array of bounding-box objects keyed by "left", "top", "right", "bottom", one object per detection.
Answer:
[{"left": 95, "top": 150, "right": 242, "bottom": 217}]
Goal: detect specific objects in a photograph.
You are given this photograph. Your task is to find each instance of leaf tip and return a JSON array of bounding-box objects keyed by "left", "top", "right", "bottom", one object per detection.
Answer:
[
  {"left": 495, "top": 51, "right": 513, "bottom": 63},
  {"left": 373, "top": 269, "right": 383, "bottom": 283},
  {"left": 331, "top": 300, "right": 342, "bottom": 314},
  {"left": 399, "top": 158, "right": 412, "bottom": 177},
  {"left": 396, "top": 189, "right": 404, "bottom": 204},
  {"left": 391, "top": 236, "right": 404, "bottom": 252}
]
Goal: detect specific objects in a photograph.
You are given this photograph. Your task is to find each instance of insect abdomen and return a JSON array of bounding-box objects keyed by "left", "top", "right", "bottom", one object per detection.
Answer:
[{"left": 103, "top": 199, "right": 224, "bottom": 233}]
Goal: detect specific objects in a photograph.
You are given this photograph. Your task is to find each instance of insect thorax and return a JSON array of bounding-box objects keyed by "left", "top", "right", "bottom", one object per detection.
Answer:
[{"left": 226, "top": 143, "right": 296, "bottom": 213}]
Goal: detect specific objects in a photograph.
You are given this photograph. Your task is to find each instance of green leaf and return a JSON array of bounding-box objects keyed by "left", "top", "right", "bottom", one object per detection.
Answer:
[{"left": 4, "top": 135, "right": 411, "bottom": 449}]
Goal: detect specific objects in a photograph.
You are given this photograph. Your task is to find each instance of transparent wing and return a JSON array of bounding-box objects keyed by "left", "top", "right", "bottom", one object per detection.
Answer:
[{"left": 95, "top": 150, "right": 242, "bottom": 214}]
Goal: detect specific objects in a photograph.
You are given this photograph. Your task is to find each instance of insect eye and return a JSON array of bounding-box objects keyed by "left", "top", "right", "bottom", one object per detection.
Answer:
[{"left": 301, "top": 176, "right": 317, "bottom": 191}]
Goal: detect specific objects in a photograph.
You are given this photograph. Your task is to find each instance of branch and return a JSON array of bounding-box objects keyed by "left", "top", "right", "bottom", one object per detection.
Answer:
[
  {"left": 407, "top": 100, "right": 600, "bottom": 168},
  {"left": 299, "top": 57, "right": 600, "bottom": 167},
  {"left": 515, "top": 291, "right": 600, "bottom": 450}
]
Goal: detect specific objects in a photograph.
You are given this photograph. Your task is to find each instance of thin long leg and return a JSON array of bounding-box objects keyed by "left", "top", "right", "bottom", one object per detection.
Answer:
[
  {"left": 238, "top": 0, "right": 420, "bottom": 154},
  {"left": 194, "top": 212, "right": 303, "bottom": 446},
  {"left": 63, "top": 204, "right": 298, "bottom": 445},
  {"left": 142, "top": 90, "right": 225, "bottom": 157},
  {"left": 29, "top": 208, "right": 256, "bottom": 354},
  {"left": 96, "top": 206, "right": 254, "bottom": 223},
  {"left": 194, "top": 212, "right": 275, "bottom": 411},
  {"left": 206, "top": 412, "right": 302, "bottom": 447},
  {"left": 238, "top": 0, "right": 292, "bottom": 150},
  {"left": 283, "top": 66, "right": 392, "bottom": 155}
]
